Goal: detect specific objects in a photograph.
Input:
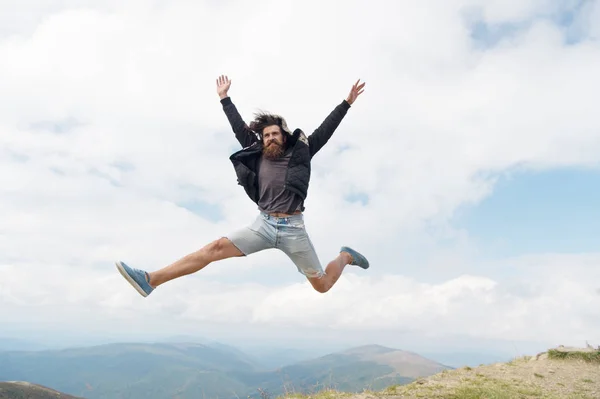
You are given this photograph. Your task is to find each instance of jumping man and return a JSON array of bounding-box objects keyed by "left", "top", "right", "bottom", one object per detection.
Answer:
[{"left": 116, "top": 75, "right": 369, "bottom": 296}]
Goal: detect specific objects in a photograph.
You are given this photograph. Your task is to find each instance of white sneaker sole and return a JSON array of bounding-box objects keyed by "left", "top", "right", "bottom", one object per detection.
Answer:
[{"left": 115, "top": 261, "right": 149, "bottom": 298}]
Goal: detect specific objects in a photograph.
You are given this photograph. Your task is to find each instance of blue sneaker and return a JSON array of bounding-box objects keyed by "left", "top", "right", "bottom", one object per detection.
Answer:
[
  {"left": 115, "top": 261, "right": 154, "bottom": 297},
  {"left": 340, "top": 246, "right": 369, "bottom": 269}
]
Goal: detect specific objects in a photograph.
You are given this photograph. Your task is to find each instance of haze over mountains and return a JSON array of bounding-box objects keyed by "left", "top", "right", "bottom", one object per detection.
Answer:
[{"left": 0, "top": 340, "right": 450, "bottom": 399}]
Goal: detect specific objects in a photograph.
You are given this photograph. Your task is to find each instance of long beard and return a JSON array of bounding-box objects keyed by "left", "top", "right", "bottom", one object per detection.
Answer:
[{"left": 263, "top": 141, "right": 285, "bottom": 160}]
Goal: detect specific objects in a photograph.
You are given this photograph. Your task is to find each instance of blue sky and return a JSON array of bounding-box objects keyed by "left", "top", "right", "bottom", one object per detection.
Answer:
[
  {"left": 468, "top": 0, "right": 592, "bottom": 47},
  {"left": 454, "top": 167, "right": 600, "bottom": 258}
]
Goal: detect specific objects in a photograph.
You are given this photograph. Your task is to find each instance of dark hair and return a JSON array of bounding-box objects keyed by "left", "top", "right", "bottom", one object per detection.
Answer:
[{"left": 249, "top": 112, "right": 292, "bottom": 139}]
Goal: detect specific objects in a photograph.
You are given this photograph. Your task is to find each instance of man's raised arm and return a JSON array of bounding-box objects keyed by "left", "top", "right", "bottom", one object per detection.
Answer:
[
  {"left": 217, "top": 75, "right": 259, "bottom": 148},
  {"left": 308, "top": 79, "right": 366, "bottom": 157}
]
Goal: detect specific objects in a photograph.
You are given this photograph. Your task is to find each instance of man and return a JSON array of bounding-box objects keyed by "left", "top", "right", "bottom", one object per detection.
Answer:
[{"left": 116, "top": 75, "right": 369, "bottom": 297}]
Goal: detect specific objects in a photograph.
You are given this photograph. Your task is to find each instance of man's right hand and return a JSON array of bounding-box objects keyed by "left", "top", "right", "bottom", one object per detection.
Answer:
[{"left": 216, "top": 75, "right": 231, "bottom": 99}]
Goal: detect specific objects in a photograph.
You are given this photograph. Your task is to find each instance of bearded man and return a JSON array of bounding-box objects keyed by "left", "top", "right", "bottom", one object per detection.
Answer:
[{"left": 116, "top": 75, "right": 369, "bottom": 297}]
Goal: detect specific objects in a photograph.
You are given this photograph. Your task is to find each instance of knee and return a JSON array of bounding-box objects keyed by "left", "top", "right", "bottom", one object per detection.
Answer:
[
  {"left": 202, "top": 238, "right": 229, "bottom": 258},
  {"left": 314, "top": 285, "right": 330, "bottom": 294},
  {"left": 308, "top": 277, "right": 331, "bottom": 294}
]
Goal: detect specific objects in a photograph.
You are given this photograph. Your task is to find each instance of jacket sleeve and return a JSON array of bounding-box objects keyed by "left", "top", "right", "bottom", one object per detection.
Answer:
[
  {"left": 220, "top": 97, "right": 259, "bottom": 148},
  {"left": 307, "top": 100, "right": 351, "bottom": 157}
]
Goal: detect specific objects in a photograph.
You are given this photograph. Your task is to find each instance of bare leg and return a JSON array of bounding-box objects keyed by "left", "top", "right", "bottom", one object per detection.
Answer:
[
  {"left": 306, "top": 251, "right": 353, "bottom": 293},
  {"left": 148, "top": 237, "right": 243, "bottom": 287}
]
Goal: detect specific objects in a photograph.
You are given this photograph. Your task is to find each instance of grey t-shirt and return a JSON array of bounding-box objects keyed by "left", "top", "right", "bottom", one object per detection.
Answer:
[{"left": 257, "top": 148, "right": 304, "bottom": 214}]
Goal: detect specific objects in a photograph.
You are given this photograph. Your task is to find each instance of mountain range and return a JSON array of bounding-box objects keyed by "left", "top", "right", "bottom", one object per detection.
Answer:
[{"left": 0, "top": 341, "right": 451, "bottom": 399}]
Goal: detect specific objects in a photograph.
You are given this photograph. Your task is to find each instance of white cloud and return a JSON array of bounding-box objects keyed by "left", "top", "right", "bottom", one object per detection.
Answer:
[
  {"left": 1, "top": 0, "right": 600, "bottom": 351},
  {"left": 1, "top": 253, "right": 599, "bottom": 348}
]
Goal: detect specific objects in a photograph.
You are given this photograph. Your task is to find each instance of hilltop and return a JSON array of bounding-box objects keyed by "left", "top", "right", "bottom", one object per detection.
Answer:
[{"left": 277, "top": 346, "right": 600, "bottom": 399}]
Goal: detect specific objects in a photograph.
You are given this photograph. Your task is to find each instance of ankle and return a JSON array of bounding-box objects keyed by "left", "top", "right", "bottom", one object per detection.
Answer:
[
  {"left": 341, "top": 251, "right": 353, "bottom": 265},
  {"left": 147, "top": 272, "right": 157, "bottom": 288}
]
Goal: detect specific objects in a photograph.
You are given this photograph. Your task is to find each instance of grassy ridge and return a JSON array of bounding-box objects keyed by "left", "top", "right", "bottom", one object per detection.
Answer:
[
  {"left": 547, "top": 348, "right": 600, "bottom": 364},
  {"left": 274, "top": 347, "right": 600, "bottom": 399}
]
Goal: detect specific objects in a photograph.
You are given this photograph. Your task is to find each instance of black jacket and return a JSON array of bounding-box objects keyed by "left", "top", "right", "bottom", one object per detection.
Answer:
[{"left": 220, "top": 96, "right": 351, "bottom": 210}]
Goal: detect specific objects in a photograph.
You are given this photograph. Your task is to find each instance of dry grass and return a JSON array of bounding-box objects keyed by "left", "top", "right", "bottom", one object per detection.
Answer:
[{"left": 547, "top": 348, "right": 600, "bottom": 364}]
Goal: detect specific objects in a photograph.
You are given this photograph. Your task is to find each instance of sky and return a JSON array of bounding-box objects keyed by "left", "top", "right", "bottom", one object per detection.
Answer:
[{"left": 1, "top": 0, "right": 600, "bottom": 363}]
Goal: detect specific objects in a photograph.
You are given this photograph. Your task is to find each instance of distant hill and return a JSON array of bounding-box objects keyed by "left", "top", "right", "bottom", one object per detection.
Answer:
[
  {"left": 237, "top": 345, "right": 327, "bottom": 369},
  {"left": 339, "top": 344, "right": 451, "bottom": 378},
  {"left": 255, "top": 344, "right": 450, "bottom": 396},
  {"left": 0, "top": 342, "right": 261, "bottom": 398},
  {"left": 0, "top": 342, "right": 450, "bottom": 399},
  {"left": 0, "top": 381, "right": 83, "bottom": 398}
]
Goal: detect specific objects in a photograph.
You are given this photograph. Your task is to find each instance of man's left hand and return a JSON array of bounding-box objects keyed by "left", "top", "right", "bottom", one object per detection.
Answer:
[{"left": 346, "top": 79, "right": 366, "bottom": 105}]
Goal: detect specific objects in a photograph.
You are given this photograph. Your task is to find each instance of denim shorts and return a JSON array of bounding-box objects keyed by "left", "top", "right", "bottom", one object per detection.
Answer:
[{"left": 225, "top": 212, "right": 325, "bottom": 278}]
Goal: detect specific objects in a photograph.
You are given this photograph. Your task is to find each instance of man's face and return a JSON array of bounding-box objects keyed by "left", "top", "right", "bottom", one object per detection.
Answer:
[{"left": 262, "top": 125, "right": 285, "bottom": 160}]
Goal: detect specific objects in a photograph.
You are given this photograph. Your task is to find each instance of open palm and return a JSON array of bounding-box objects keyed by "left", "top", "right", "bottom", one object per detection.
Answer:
[
  {"left": 216, "top": 75, "right": 231, "bottom": 99},
  {"left": 346, "top": 79, "right": 366, "bottom": 105}
]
